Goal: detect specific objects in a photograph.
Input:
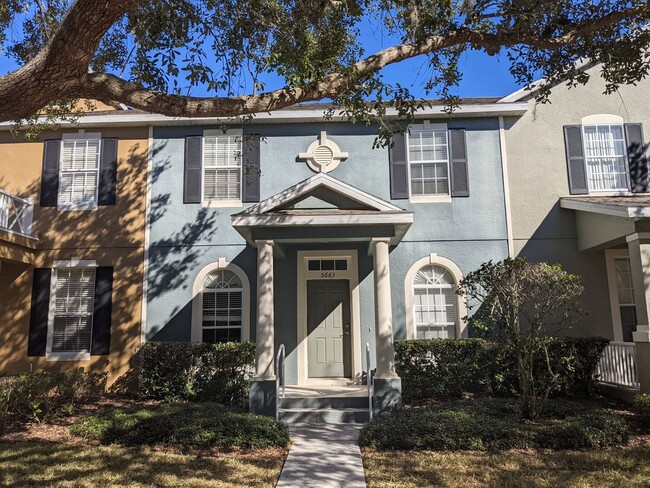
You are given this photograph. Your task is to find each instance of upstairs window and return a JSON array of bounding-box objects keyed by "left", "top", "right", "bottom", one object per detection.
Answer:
[
  {"left": 203, "top": 135, "right": 242, "bottom": 201},
  {"left": 412, "top": 264, "right": 458, "bottom": 339},
  {"left": 407, "top": 127, "right": 450, "bottom": 197},
  {"left": 583, "top": 125, "right": 629, "bottom": 192},
  {"left": 58, "top": 137, "right": 101, "bottom": 208},
  {"left": 201, "top": 269, "right": 243, "bottom": 343}
]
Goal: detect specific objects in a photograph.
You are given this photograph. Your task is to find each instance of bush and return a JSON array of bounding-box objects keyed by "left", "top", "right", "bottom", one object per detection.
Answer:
[
  {"left": 358, "top": 398, "right": 629, "bottom": 451},
  {"left": 395, "top": 337, "right": 609, "bottom": 403},
  {"left": 0, "top": 371, "right": 106, "bottom": 433},
  {"left": 634, "top": 394, "right": 650, "bottom": 429},
  {"left": 70, "top": 402, "right": 290, "bottom": 449},
  {"left": 138, "top": 342, "right": 255, "bottom": 409}
]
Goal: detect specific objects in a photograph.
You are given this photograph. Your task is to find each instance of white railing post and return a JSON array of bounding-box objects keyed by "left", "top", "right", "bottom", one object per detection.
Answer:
[
  {"left": 597, "top": 341, "right": 640, "bottom": 390},
  {"left": 366, "top": 342, "right": 373, "bottom": 420},
  {"left": 0, "top": 189, "right": 34, "bottom": 237},
  {"left": 275, "top": 344, "right": 285, "bottom": 422}
]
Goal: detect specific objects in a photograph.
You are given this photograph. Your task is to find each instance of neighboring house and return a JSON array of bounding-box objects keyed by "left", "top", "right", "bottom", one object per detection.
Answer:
[
  {"left": 0, "top": 103, "right": 148, "bottom": 385},
  {"left": 501, "top": 64, "right": 650, "bottom": 392}
]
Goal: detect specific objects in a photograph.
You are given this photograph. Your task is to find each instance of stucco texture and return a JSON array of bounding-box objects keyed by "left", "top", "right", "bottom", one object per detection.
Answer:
[
  {"left": 0, "top": 128, "right": 148, "bottom": 385},
  {"left": 504, "top": 66, "right": 650, "bottom": 339}
]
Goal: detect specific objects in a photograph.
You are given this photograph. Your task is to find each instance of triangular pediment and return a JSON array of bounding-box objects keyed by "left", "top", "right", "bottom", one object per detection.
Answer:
[{"left": 238, "top": 173, "right": 404, "bottom": 216}]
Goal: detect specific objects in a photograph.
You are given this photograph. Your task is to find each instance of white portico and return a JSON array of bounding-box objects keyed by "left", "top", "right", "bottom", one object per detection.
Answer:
[{"left": 232, "top": 173, "right": 413, "bottom": 415}]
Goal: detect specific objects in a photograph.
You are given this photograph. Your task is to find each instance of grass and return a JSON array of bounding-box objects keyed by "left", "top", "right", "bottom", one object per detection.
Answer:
[
  {"left": 0, "top": 441, "right": 287, "bottom": 487},
  {"left": 363, "top": 442, "right": 650, "bottom": 488}
]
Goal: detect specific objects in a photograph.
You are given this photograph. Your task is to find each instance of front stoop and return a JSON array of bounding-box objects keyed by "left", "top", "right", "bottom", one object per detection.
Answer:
[{"left": 278, "top": 386, "right": 371, "bottom": 424}]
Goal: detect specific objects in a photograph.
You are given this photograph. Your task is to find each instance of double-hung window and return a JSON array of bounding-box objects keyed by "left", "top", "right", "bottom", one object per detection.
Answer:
[
  {"left": 582, "top": 124, "right": 629, "bottom": 192},
  {"left": 407, "top": 125, "right": 450, "bottom": 198},
  {"left": 48, "top": 263, "right": 96, "bottom": 359},
  {"left": 58, "top": 135, "right": 101, "bottom": 209},
  {"left": 201, "top": 269, "right": 243, "bottom": 343},
  {"left": 412, "top": 264, "right": 458, "bottom": 339},
  {"left": 203, "top": 134, "right": 242, "bottom": 203}
]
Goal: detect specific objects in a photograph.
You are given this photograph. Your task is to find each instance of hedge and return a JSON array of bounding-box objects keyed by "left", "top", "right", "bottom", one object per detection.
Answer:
[
  {"left": 358, "top": 398, "right": 629, "bottom": 451},
  {"left": 70, "top": 402, "right": 289, "bottom": 449},
  {"left": 138, "top": 341, "right": 255, "bottom": 408},
  {"left": 395, "top": 337, "right": 609, "bottom": 403},
  {"left": 0, "top": 371, "right": 106, "bottom": 434},
  {"left": 634, "top": 394, "right": 650, "bottom": 430}
]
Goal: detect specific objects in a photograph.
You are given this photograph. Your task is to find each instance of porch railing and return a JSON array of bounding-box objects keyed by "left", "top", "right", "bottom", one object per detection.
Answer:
[
  {"left": 597, "top": 341, "right": 640, "bottom": 390},
  {"left": 0, "top": 189, "right": 34, "bottom": 237}
]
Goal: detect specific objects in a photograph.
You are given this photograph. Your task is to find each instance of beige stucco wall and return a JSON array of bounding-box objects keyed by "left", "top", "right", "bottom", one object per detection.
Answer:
[
  {"left": 504, "top": 66, "right": 650, "bottom": 339},
  {"left": 0, "top": 127, "right": 148, "bottom": 386}
]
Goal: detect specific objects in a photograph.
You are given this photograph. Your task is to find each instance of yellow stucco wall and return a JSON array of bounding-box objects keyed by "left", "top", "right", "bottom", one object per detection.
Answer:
[{"left": 0, "top": 126, "right": 148, "bottom": 387}]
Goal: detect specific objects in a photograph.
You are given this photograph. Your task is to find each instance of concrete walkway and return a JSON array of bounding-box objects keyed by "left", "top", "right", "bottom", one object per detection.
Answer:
[{"left": 276, "top": 424, "right": 366, "bottom": 488}]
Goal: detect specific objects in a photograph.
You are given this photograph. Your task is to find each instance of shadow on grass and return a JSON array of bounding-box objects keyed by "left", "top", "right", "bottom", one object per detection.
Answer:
[{"left": 0, "top": 441, "right": 286, "bottom": 487}]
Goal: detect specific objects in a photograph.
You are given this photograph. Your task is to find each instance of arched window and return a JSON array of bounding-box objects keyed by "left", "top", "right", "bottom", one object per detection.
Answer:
[
  {"left": 201, "top": 270, "right": 243, "bottom": 343},
  {"left": 412, "top": 264, "right": 458, "bottom": 339}
]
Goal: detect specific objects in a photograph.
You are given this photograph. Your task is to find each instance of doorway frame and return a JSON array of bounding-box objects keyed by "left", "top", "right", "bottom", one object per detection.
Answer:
[{"left": 297, "top": 250, "right": 362, "bottom": 386}]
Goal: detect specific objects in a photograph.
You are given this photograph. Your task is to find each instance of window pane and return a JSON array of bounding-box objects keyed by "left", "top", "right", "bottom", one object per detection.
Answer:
[
  {"left": 335, "top": 260, "right": 347, "bottom": 271},
  {"left": 52, "top": 268, "right": 95, "bottom": 353},
  {"left": 308, "top": 260, "right": 320, "bottom": 271},
  {"left": 584, "top": 125, "right": 628, "bottom": 191}
]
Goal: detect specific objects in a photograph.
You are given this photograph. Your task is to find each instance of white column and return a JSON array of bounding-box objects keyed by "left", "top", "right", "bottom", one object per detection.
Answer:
[
  {"left": 627, "top": 234, "right": 650, "bottom": 342},
  {"left": 372, "top": 238, "right": 398, "bottom": 379},
  {"left": 254, "top": 239, "right": 275, "bottom": 380}
]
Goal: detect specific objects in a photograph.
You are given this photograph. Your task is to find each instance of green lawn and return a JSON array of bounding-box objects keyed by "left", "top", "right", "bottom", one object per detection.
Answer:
[
  {"left": 0, "top": 441, "right": 286, "bottom": 487},
  {"left": 362, "top": 443, "right": 650, "bottom": 488}
]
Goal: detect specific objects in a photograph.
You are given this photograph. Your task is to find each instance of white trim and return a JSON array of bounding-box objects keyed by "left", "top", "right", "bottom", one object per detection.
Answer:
[
  {"left": 233, "top": 212, "right": 413, "bottom": 227},
  {"left": 241, "top": 173, "right": 405, "bottom": 215},
  {"left": 191, "top": 259, "right": 251, "bottom": 342},
  {"left": 499, "top": 116, "right": 514, "bottom": 257},
  {"left": 560, "top": 198, "right": 650, "bottom": 219},
  {"left": 62, "top": 131, "right": 101, "bottom": 140},
  {"left": 140, "top": 125, "right": 153, "bottom": 344},
  {"left": 409, "top": 195, "right": 452, "bottom": 204},
  {"left": 404, "top": 253, "right": 468, "bottom": 340},
  {"left": 202, "top": 200, "right": 243, "bottom": 208},
  {"left": 406, "top": 123, "right": 451, "bottom": 200},
  {"left": 581, "top": 114, "right": 625, "bottom": 125},
  {"left": 296, "top": 250, "right": 361, "bottom": 386},
  {"left": 203, "top": 128, "right": 243, "bottom": 137},
  {"left": 605, "top": 249, "right": 632, "bottom": 342},
  {"left": 298, "top": 131, "right": 349, "bottom": 173},
  {"left": 46, "top": 352, "right": 91, "bottom": 362},
  {"left": 626, "top": 233, "right": 650, "bottom": 243},
  {"left": 0, "top": 104, "right": 529, "bottom": 130},
  {"left": 52, "top": 259, "right": 97, "bottom": 268}
]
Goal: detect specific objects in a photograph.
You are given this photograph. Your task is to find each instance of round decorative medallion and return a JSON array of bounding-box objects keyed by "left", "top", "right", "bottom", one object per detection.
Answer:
[{"left": 298, "top": 131, "right": 349, "bottom": 173}]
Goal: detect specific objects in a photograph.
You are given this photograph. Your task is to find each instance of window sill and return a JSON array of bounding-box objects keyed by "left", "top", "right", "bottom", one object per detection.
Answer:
[
  {"left": 46, "top": 352, "right": 91, "bottom": 362},
  {"left": 409, "top": 195, "right": 452, "bottom": 204},
  {"left": 57, "top": 202, "right": 98, "bottom": 212},
  {"left": 202, "top": 200, "right": 243, "bottom": 208}
]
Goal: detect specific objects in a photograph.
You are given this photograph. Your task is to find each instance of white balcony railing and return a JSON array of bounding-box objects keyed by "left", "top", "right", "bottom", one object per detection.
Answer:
[
  {"left": 597, "top": 341, "right": 640, "bottom": 390},
  {"left": 0, "top": 189, "right": 34, "bottom": 237}
]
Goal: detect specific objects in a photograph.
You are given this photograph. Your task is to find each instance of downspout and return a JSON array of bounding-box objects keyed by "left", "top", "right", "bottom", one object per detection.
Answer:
[
  {"left": 499, "top": 116, "right": 515, "bottom": 258},
  {"left": 140, "top": 125, "right": 153, "bottom": 344}
]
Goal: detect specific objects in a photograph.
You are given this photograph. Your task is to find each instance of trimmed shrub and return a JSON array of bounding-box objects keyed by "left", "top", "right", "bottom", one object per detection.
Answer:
[
  {"left": 358, "top": 398, "right": 629, "bottom": 451},
  {"left": 138, "top": 341, "right": 255, "bottom": 409},
  {"left": 70, "top": 402, "right": 290, "bottom": 449},
  {"left": 395, "top": 337, "right": 609, "bottom": 403},
  {"left": 0, "top": 371, "right": 106, "bottom": 433},
  {"left": 634, "top": 394, "right": 650, "bottom": 429}
]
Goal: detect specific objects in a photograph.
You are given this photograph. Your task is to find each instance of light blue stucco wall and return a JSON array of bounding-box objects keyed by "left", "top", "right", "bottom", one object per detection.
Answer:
[{"left": 145, "top": 118, "right": 509, "bottom": 382}]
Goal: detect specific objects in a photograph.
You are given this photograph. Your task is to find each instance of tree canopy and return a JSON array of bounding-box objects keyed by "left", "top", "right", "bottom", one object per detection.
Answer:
[{"left": 1, "top": 0, "right": 649, "bottom": 136}]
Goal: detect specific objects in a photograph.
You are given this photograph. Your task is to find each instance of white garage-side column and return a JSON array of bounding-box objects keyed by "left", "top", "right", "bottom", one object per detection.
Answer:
[
  {"left": 627, "top": 234, "right": 650, "bottom": 394},
  {"left": 372, "top": 238, "right": 402, "bottom": 413},
  {"left": 250, "top": 239, "right": 277, "bottom": 415}
]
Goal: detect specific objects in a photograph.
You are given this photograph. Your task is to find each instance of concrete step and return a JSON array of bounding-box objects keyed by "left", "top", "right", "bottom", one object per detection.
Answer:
[
  {"left": 280, "top": 395, "right": 369, "bottom": 410},
  {"left": 279, "top": 407, "right": 371, "bottom": 424}
]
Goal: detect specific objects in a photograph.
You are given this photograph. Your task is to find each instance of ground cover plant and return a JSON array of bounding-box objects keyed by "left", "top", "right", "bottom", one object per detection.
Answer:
[
  {"left": 70, "top": 401, "right": 290, "bottom": 449},
  {"left": 635, "top": 394, "right": 650, "bottom": 430},
  {"left": 359, "top": 398, "right": 629, "bottom": 451},
  {"left": 0, "top": 371, "right": 106, "bottom": 434}
]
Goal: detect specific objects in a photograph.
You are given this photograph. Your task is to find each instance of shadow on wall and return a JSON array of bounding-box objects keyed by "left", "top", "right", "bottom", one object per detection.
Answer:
[{"left": 0, "top": 139, "right": 215, "bottom": 382}]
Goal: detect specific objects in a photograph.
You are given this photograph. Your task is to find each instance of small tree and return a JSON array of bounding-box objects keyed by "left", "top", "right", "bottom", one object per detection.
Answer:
[{"left": 458, "top": 258, "right": 584, "bottom": 419}]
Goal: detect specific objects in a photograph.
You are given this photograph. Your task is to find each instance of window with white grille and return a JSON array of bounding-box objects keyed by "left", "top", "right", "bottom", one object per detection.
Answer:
[
  {"left": 51, "top": 268, "right": 95, "bottom": 353},
  {"left": 583, "top": 125, "right": 629, "bottom": 192},
  {"left": 58, "top": 138, "right": 101, "bottom": 207},
  {"left": 412, "top": 264, "right": 457, "bottom": 339},
  {"left": 407, "top": 128, "right": 450, "bottom": 196},
  {"left": 203, "top": 136, "right": 242, "bottom": 201},
  {"left": 614, "top": 257, "right": 637, "bottom": 342},
  {"left": 201, "top": 269, "right": 243, "bottom": 343}
]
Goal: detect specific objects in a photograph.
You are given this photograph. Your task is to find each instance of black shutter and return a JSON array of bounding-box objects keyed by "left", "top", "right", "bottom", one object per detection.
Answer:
[
  {"left": 40, "top": 140, "right": 61, "bottom": 207},
  {"left": 242, "top": 135, "right": 261, "bottom": 203},
  {"left": 28, "top": 268, "right": 51, "bottom": 356},
  {"left": 91, "top": 267, "right": 113, "bottom": 356},
  {"left": 98, "top": 138, "right": 118, "bottom": 205},
  {"left": 625, "top": 123, "right": 648, "bottom": 194},
  {"left": 564, "top": 125, "right": 589, "bottom": 195},
  {"left": 389, "top": 132, "right": 409, "bottom": 199},
  {"left": 184, "top": 136, "right": 202, "bottom": 203},
  {"left": 449, "top": 129, "right": 470, "bottom": 197}
]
